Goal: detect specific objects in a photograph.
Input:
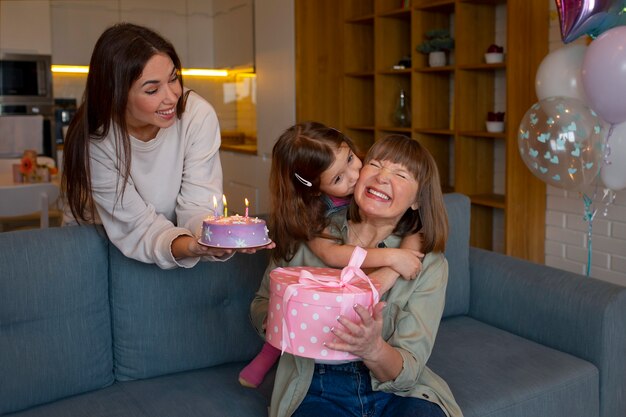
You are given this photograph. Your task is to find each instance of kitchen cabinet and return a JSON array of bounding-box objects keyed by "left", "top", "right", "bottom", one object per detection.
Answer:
[
  {"left": 50, "top": 0, "right": 250, "bottom": 69},
  {"left": 120, "top": 0, "right": 188, "bottom": 66},
  {"left": 0, "top": 0, "right": 52, "bottom": 55},
  {"left": 187, "top": 0, "right": 214, "bottom": 68},
  {"left": 213, "top": 0, "right": 254, "bottom": 68},
  {"left": 50, "top": 0, "right": 119, "bottom": 65}
]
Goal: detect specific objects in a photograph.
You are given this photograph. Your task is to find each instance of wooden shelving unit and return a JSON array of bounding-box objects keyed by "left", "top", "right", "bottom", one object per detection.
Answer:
[{"left": 295, "top": 0, "right": 549, "bottom": 262}]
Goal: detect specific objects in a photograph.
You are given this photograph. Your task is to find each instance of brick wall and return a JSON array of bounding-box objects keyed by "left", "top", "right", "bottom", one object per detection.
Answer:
[{"left": 545, "top": 2, "right": 626, "bottom": 286}]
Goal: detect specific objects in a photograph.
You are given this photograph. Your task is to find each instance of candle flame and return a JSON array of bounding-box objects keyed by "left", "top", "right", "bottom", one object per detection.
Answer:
[{"left": 245, "top": 198, "right": 249, "bottom": 206}]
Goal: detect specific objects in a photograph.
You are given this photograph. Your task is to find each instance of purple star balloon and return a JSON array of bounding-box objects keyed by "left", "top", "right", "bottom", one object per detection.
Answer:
[{"left": 556, "top": 0, "right": 626, "bottom": 43}]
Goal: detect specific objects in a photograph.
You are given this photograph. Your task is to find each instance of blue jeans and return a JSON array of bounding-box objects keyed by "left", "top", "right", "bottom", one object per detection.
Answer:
[{"left": 292, "top": 362, "right": 446, "bottom": 417}]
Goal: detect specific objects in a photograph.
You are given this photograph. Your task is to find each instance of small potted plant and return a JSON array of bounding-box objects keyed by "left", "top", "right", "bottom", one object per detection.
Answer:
[
  {"left": 485, "top": 44, "right": 504, "bottom": 64},
  {"left": 486, "top": 111, "right": 505, "bottom": 133},
  {"left": 416, "top": 29, "right": 454, "bottom": 67},
  {"left": 13, "top": 149, "right": 56, "bottom": 183}
]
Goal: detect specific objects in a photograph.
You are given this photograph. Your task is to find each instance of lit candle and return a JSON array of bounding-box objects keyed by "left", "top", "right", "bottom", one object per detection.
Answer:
[
  {"left": 244, "top": 198, "right": 249, "bottom": 218},
  {"left": 213, "top": 195, "right": 218, "bottom": 217},
  {"left": 222, "top": 194, "right": 228, "bottom": 217}
]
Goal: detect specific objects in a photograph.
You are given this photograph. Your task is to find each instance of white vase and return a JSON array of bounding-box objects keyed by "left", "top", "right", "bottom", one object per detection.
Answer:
[
  {"left": 429, "top": 51, "right": 446, "bottom": 67},
  {"left": 485, "top": 121, "right": 505, "bottom": 133}
]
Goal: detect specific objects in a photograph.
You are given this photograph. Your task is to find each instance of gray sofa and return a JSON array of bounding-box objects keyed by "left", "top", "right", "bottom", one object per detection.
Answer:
[{"left": 1, "top": 193, "right": 624, "bottom": 417}]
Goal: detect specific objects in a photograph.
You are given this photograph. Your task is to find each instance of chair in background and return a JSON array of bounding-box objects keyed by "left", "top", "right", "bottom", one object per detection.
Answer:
[{"left": 0, "top": 183, "right": 60, "bottom": 229}]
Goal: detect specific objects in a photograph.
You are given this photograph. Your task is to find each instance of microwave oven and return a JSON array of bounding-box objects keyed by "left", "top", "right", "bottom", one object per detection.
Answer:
[{"left": 0, "top": 52, "right": 53, "bottom": 104}]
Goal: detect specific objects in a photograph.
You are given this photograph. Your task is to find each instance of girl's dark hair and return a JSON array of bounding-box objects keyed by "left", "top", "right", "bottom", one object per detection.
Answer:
[
  {"left": 62, "top": 22, "right": 185, "bottom": 222},
  {"left": 270, "top": 121, "right": 358, "bottom": 262},
  {"left": 348, "top": 134, "right": 448, "bottom": 254}
]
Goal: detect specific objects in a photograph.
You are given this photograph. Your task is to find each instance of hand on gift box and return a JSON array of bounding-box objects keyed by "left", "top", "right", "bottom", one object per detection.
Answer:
[{"left": 327, "top": 302, "right": 387, "bottom": 361}]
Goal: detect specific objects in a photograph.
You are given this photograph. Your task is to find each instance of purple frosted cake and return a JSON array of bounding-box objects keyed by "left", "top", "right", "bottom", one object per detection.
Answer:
[{"left": 200, "top": 215, "right": 270, "bottom": 248}]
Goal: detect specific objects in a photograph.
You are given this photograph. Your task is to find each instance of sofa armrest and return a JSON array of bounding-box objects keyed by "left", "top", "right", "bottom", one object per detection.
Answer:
[{"left": 468, "top": 247, "right": 626, "bottom": 417}]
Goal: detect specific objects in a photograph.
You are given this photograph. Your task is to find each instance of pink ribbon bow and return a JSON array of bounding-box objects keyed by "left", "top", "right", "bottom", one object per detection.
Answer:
[{"left": 273, "top": 246, "right": 380, "bottom": 354}]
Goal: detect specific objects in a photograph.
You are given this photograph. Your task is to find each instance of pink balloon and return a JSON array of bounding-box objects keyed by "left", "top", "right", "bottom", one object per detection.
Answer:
[{"left": 582, "top": 26, "right": 626, "bottom": 124}]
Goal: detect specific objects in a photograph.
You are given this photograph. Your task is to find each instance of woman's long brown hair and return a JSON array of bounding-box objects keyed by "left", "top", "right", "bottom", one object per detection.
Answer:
[{"left": 62, "top": 23, "right": 185, "bottom": 223}]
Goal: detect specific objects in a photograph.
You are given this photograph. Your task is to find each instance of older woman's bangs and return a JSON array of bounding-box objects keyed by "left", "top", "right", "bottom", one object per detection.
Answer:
[{"left": 365, "top": 135, "right": 421, "bottom": 180}]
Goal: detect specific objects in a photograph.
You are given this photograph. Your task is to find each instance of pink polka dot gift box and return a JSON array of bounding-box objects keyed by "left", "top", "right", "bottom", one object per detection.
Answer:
[{"left": 266, "top": 247, "right": 380, "bottom": 361}]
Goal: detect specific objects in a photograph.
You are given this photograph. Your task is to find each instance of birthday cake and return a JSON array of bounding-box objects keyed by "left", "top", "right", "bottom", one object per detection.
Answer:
[{"left": 199, "top": 215, "right": 270, "bottom": 248}]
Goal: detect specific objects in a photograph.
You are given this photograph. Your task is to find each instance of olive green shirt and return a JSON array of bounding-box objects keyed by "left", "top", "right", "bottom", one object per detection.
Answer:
[{"left": 250, "top": 215, "right": 463, "bottom": 417}]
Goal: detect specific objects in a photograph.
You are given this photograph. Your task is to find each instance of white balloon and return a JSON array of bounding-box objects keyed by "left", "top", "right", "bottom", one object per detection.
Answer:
[
  {"left": 536, "top": 44, "right": 587, "bottom": 102},
  {"left": 601, "top": 122, "right": 626, "bottom": 191}
]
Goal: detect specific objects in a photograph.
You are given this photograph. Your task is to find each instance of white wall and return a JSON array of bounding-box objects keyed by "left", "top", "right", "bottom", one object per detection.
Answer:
[
  {"left": 219, "top": 0, "right": 295, "bottom": 215},
  {"left": 544, "top": 1, "right": 626, "bottom": 286}
]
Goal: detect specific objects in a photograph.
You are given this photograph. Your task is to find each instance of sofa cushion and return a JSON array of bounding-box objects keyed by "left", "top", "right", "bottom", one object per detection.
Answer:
[
  {"left": 429, "top": 316, "right": 599, "bottom": 417},
  {"left": 442, "top": 193, "right": 471, "bottom": 317},
  {"left": 5, "top": 364, "right": 269, "bottom": 417},
  {"left": 0, "top": 226, "right": 114, "bottom": 415},
  {"left": 109, "top": 247, "right": 267, "bottom": 381}
]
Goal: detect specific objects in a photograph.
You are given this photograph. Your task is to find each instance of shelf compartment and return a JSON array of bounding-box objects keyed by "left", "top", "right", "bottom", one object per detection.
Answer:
[
  {"left": 376, "top": 72, "right": 411, "bottom": 128},
  {"left": 413, "top": 6, "right": 455, "bottom": 70},
  {"left": 415, "top": 128, "right": 454, "bottom": 135},
  {"left": 344, "top": 75, "right": 375, "bottom": 127},
  {"left": 344, "top": 20, "right": 374, "bottom": 73},
  {"left": 458, "top": 63, "right": 506, "bottom": 70},
  {"left": 377, "top": 126, "right": 412, "bottom": 134},
  {"left": 413, "top": 71, "right": 453, "bottom": 130},
  {"left": 344, "top": 127, "right": 375, "bottom": 155},
  {"left": 379, "top": 68, "right": 412, "bottom": 75},
  {"left": 377, "top": 5, "right": 411, "bottom": 19},
  {"left": 469, "top": 205, "right": 496, "bottom": 250},
  {"left": 344, "top": 0, "right": 374, "bottom": 20},
  {"left": 376, "top": 14, "right": 411, "bottom": 71},
  {"left": 414, "top": 0, "right": 455, "bottom": 13},
  {"left": 455, "top": 1, "right": 497, "bottom": 66},
  {"left": 455, "top": 69, "right": 498, "bottom": 132},
  {"left": 415, "top": 66, "right": 454, "bottom": 73},
  {"left": 454, "top": 135, "right": 494, "bottom": 196},
  {"left": 470, "top": 193, "right": 505, "bottom": 209},
  {"left": 458, "top": 130, "right": 506, "bottom": 139},
  {"left": 414, "top": 132, "right": 453, "bottom": 189}
]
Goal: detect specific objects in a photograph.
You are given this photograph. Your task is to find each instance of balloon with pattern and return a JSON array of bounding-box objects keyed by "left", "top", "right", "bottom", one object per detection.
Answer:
[{"left": 518, "top": 97, "right": 605, "bottom": 191}]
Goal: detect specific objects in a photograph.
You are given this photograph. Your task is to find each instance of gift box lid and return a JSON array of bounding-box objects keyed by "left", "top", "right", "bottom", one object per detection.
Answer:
[{"left": 269, "top": 247, "right": 380, "bottom": 307}]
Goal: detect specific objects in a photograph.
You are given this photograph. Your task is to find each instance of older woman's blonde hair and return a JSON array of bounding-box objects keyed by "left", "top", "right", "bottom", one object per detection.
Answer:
[{"left": 349, "top": 134, "right": 448, "bottom": 254}]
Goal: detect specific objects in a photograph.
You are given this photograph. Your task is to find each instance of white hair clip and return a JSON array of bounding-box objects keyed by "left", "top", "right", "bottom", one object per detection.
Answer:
[{"left": 294, "top": 173, "right": 312, "bottom": 187}]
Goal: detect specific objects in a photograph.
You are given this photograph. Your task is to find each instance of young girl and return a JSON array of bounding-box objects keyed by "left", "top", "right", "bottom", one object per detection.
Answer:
[{"left": 238, "top": 122, "right": 424, "bottom": 388}]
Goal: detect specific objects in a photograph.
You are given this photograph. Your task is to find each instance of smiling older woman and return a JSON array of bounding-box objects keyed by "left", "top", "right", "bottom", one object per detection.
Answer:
[{"left": 251, "top": 135, "right": 463, "bottom": 417}]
